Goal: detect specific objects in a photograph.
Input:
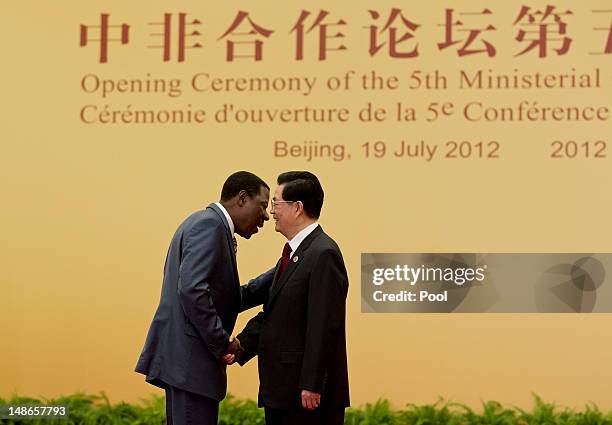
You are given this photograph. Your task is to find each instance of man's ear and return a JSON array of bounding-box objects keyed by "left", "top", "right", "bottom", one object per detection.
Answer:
[
  {"left": 237, "top": 190, "right": 248, "bottom": 206},
  {"left": 295, "top": 200, "right": 305, "bottom": 216}
]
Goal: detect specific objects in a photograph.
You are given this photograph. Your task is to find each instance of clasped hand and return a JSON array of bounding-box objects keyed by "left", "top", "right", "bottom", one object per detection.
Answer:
[{"left": 222, "top": 336, "right": 243, "bottom": 365}]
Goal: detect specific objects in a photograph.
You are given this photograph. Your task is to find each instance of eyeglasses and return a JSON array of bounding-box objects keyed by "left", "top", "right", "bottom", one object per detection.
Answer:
[{"left": 271, "top": 200, "right": 296, "bottom": 208}]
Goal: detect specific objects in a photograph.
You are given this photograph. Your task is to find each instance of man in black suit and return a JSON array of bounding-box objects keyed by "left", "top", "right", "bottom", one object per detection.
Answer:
[
  {"left": 227, "top": 171, "right": 350, "bottom": 425},
  {"left": 135, "top": 171, "right": 274, "bottom": 425}
]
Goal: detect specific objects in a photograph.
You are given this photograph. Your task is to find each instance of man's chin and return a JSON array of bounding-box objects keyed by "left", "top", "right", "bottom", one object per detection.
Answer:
[{"left": 242, "top": 227, "right": 259, "bottom": 239}]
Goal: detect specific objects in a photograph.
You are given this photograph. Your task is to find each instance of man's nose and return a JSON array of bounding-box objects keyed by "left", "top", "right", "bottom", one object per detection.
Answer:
[{"left": 263, "top": 210, "right": 270, "bottom": 221}]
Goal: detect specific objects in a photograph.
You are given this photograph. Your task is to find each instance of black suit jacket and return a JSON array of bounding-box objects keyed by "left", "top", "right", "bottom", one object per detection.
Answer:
[
  {"left": 238, "top": 225, "right": 350, "bottom": 410},
  {"left": 135, "top": 203, "right": 273, "bottom": 401}
]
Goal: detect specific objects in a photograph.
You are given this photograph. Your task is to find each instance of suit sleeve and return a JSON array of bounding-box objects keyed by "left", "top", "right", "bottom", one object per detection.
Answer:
[
  {"left": 239, "top": 267, "right": 275, "bottom": 312},
  {"left": 236, "top": 311, "right": 264, "bottom": 365},
  {"left": 178, "top": 219, "right": 230, "bottom": 359},
  {"left": 236, "top": 263, "right": 279, "bottom": 364},
  {"left": 299, "top": 248, "right": 347, "bottom": 393}
]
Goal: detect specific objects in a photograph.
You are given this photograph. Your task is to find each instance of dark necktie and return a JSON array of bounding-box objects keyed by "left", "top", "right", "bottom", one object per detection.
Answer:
[
  {"left": 232, "top": 236, "right": 237, "bottom": 254},
  {"left": 277, "top": 242, "right": 291, "bottom": 280}
]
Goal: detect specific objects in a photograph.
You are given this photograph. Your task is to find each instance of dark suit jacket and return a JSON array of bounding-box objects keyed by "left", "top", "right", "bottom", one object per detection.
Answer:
[
  {"left": 135, "top": 203, "right": 273, "bottom": 401},
  {"left": 238, "top": 225, "right": 350, "bottom": 411}
]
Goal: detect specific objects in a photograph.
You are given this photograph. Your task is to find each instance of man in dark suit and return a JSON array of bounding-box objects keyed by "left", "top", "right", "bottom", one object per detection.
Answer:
[
  {"left": 135, "top": 171, "right": 274, "bottom": 425},
  {"left": 227, "top": 171, "right": 350, "bottom": 425}
]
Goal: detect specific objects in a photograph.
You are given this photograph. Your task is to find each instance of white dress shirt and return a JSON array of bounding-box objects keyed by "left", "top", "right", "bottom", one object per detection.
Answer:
[
  {"left": 215, "top": 202, "right": 235, "bottom": 234},
  {"left": 287, "top": 222, "right": 319, "bottom": 257}
]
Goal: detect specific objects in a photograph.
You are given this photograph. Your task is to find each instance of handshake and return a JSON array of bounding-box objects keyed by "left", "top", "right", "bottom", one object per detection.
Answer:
[{"left": 222, "top": 336, "right": 242, "bottom": 365}]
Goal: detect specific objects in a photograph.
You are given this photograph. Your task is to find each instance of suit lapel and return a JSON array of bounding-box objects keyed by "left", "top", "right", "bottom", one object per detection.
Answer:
[
  {"left": 207, "top": 203, "right": 239, "bottom": 283},
  {"left": 267, "top": 226, "right": 323, "bottom": 308},
  {"left": 270, "top": 258, "right": 282, "bottom": 288}
]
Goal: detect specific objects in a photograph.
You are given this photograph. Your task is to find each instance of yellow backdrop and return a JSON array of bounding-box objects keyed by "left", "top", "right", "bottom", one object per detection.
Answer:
[{"left": 2, "top": 0, "right": 611, "bottom": 409}]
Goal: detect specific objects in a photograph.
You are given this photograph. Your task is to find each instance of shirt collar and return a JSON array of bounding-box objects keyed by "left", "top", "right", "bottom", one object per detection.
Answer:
[
  {"left": 215, "top": 202, "right": 235, "bottom": 235},
  {"left": 288, "top": 222, "right": 319, "bottom": 257}
]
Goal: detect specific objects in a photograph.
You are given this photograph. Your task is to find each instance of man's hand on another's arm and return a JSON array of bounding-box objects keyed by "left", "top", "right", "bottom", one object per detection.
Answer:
[{"left": 301, "top": 390, "right": 321, "bottom": 410}]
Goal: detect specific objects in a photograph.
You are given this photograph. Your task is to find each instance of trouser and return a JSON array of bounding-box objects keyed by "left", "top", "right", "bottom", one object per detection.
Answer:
[
  {"left": 264, "top": 406, "right": 345, "bottom": 425},
  {"left": 165, "top": 385, "right": 219, "bottom": 425}
]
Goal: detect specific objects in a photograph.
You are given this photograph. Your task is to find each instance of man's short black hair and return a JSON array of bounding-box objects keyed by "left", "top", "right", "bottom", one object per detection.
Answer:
[
  {"left": 220, "top": 171, "right": 269, "bottom": 201},
  {"left": 277, "top": 171, "right": 324, "bottom": 219}
]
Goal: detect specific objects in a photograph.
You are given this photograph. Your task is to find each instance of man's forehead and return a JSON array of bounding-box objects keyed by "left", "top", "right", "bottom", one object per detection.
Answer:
[
  {"left": 256, "top": 185, "right": 270, "bottom": 199},
  {"left": 273, "top": 185, "right": 285, "bottom": 199}
]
